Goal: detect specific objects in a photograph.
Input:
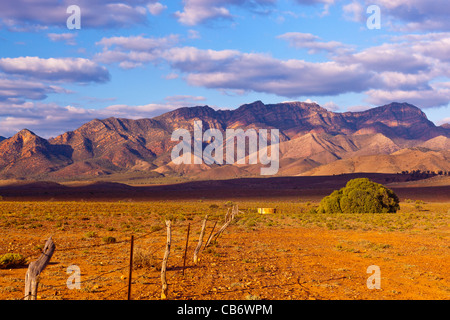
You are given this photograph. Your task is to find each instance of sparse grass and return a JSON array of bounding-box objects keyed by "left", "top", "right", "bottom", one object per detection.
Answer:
[
  {"left": 150, "top": 225, "right": 163, "bottom": 232},
  {"left": 0, "top": 200, "right": 448, "bottom": 234}
]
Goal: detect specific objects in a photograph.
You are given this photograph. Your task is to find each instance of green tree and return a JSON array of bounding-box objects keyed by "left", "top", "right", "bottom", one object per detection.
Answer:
[{"left": 317, "top": 178, "right": 399, "bottom": 213}]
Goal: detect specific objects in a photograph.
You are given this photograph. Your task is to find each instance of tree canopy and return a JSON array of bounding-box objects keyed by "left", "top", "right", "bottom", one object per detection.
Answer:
[{"left": 317, "top": 178, "right": 400, "bottom": 213}]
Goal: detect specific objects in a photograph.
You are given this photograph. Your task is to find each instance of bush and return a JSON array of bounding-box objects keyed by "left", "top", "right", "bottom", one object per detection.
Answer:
[
  {"left": 133, "top": 249, "right": 159, "bottom": 270},
  {"left": 84, "top": 231, "right": 97, "bottom": 238},
  {"left": 102, "top": 236, "right": 117, "bottom": 244},
  {"left": 317, "top": 178, "right": 399, "bottom": 213},
  {"left": 0, "top": 253, "right": 27, "bottom": 269},
  {"left": 224, "top": 201, "right": 234, "bottom": 207}
]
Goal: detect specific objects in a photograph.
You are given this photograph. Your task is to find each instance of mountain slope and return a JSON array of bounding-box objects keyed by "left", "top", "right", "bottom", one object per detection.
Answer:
[
  {"left": 0, "top": 129, "right": 72, "bottom": 177},
  {"left": 48, "top": 117, "right": 169, "bottom": 175},
  {"left": 419, "top": 136, "right": 450, "bottom": 150},
  {"left": 301, "top": 148, "right": 450, "bottom": 176},
  {"left": 344, "top": 102, "right": 442, "bottom": 140},
  {"left": 0, "top": 101, "right": 448, "bottom": 181}
]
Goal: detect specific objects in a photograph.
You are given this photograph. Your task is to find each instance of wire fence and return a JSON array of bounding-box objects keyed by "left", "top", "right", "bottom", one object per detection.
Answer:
[{"left": 5, "top": 208, "right": 239, "bottom": 300}]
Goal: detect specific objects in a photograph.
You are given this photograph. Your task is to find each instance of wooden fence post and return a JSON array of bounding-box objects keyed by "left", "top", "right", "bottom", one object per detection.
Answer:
[
  {"left": 182, "top": 223, "right": 190, "bottom": 276},
  {"left": 161, "top": 220, "right": 171, "bottom": 300},
  {"left": 224, "top": 208, "right": 231, "bottom": 223},
  {"left": 193, "top": 215, "right": 208, "bottom": 264},
  {"left": 127, "top": 235, "right": 134, "bottom": 300},
  {"left": 24, "top": 236, "right": 55, "bottom": 300},
  {"left": 206, "top": 205, "right": 238, "bottom": 247},
  {"left": 204, "top": 220, "right": 218, "bottom": 249}
]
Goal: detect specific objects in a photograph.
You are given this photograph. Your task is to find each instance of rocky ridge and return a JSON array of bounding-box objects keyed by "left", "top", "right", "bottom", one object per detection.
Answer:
[{"left": 0, "top": 101, "right": 449, "bottom": 180}]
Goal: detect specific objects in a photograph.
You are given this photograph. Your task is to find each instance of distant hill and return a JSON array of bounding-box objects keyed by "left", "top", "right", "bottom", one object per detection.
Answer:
[
  {"left": 0, "top": 101, "right": 449, "bottom": 181},
  {"left": 300, "top": 148, "right": 450, "bottom": 176},
  {"left": 0, "top": 129, "right": 72, "bottom": 178},
  {"left": 440, "top": 123, "right": 450, "bottom": 130}
]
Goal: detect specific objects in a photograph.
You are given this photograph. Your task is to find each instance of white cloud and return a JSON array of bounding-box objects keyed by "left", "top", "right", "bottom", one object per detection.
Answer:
[
  {"left": 47, "top": 33, "right": 77, "bottom": 46},
  {"left": 374, "top": 71, "right": 432, "bottom": 91},
  {"left": 322, "top": 101, "right": 340, "bottom": 111},
  {"left": 437, "top": 117, "right": 450, "bottom": 126},
  {"left": 277, "top": 32, "right": 352, "bottom": 54},
  {"left": 0, "top": 77, "right": 67, "bottom": 103},
  {"left": 365, "top": 82, "right": 450, "bottom": 109},
  {"left": 0, "top": 101, "right": 91, "bottom": 137},
  {"left": 174, "top": 0, "right": 276, "bottom": 26},
  {"left": 352, "top": 0, "right": 450, "bottom": 31},
  {"left": 0, "top": 57, "right": 110, "bottom": 83},
  {"left": 94, "top": 35, "right": 179, "bottom": 68},
  {"left": 96, "top": 34, "right": 179, "bottom": 51},
  {"left": 332, "top": 33, "right": 450, "bottom": 108},
  {"left": 342, "top": 1, "right": 365, "bottom": 22},
  {"left": 335, "top": 42, "right": 431, "bottom": 74},
  {"left": 175, "top": 2, "right": 232, "bottom": 26},
  {"left": 92, "top": 30, "right": 450, "bottom": 109},
  {"left": 0, "top": 0, "right": 152, "bottom": 30},
  {"left": 167, "top": 48, "right": 371, "bottom": 97},
  {"left": 102, "top": 103, "right": 180, "bottom": 118},
  {"left": 147, "top": 2, "right": 167, "bottom": 16}
]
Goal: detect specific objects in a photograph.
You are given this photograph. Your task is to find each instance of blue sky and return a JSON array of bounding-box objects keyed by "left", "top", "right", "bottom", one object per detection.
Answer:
[{"left": 0, "top": 0, "right": 449, "bottom": 138}]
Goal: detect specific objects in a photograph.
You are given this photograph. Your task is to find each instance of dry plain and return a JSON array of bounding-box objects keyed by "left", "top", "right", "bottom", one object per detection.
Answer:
[{"left": 0, "top": 197, "right": 448, "bottom": 300}]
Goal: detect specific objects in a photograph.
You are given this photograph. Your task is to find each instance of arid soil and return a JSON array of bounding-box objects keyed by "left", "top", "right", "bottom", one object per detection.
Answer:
[{"left": 0, "top": 199, "right": 448, "bottom": 300}]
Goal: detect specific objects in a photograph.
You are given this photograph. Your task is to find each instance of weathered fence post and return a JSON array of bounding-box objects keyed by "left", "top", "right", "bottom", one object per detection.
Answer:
[
  {"left": 182, "top": 223, "right": 190, "bottom": 276},
  {"left": 224, "top": 208, "right": 231, "bottom": 223},
  {"left": 193, "top": 215, "right": 208, "bottom": 264},
  {"left": 206, "top": 205, "right": 238, "bottom": 247},
  {"left": 161, "top": 220, "right": 171, "bottom": 300},
  {"left": 24, "top": 236, "right": 55, "bottom": 300},
  {"left": 204, "top": 220, "right": 218, "bottom": 249},
  {"left": 127, "top": 235, "right": 134, "bottom": 300}
]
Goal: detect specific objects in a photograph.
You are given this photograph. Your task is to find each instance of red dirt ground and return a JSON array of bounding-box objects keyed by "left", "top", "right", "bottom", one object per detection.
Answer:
[{"left": 1, "top": 223, "right": 448, "bottom": 300}]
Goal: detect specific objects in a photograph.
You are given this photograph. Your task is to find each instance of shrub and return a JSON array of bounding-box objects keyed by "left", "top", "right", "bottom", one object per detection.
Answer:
[
  {"left": 102, "top": 236, "right": 117, "bottom": 244},
  {"left": 317, "top": 178, "right": 399, "bottom": 213},
  {"left": 84, "top": 231, "right": 97, "bottom": 238},
  {"left": 133, "top": 249, "right": 159, "bottom": 270},
  {"left": 224, "top": 201, "right": 234, "bottom": 207},
  {"left": 0, "top": 253, "right": 27, "bottom": 268},
  {"left": 415, "top": 200, "right": 424, "bottom": 210}
]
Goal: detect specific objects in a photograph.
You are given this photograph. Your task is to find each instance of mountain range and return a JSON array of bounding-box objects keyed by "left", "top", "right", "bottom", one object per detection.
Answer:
[{"left": 0, "top": 101, "right": 449, "bottom": 182}]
